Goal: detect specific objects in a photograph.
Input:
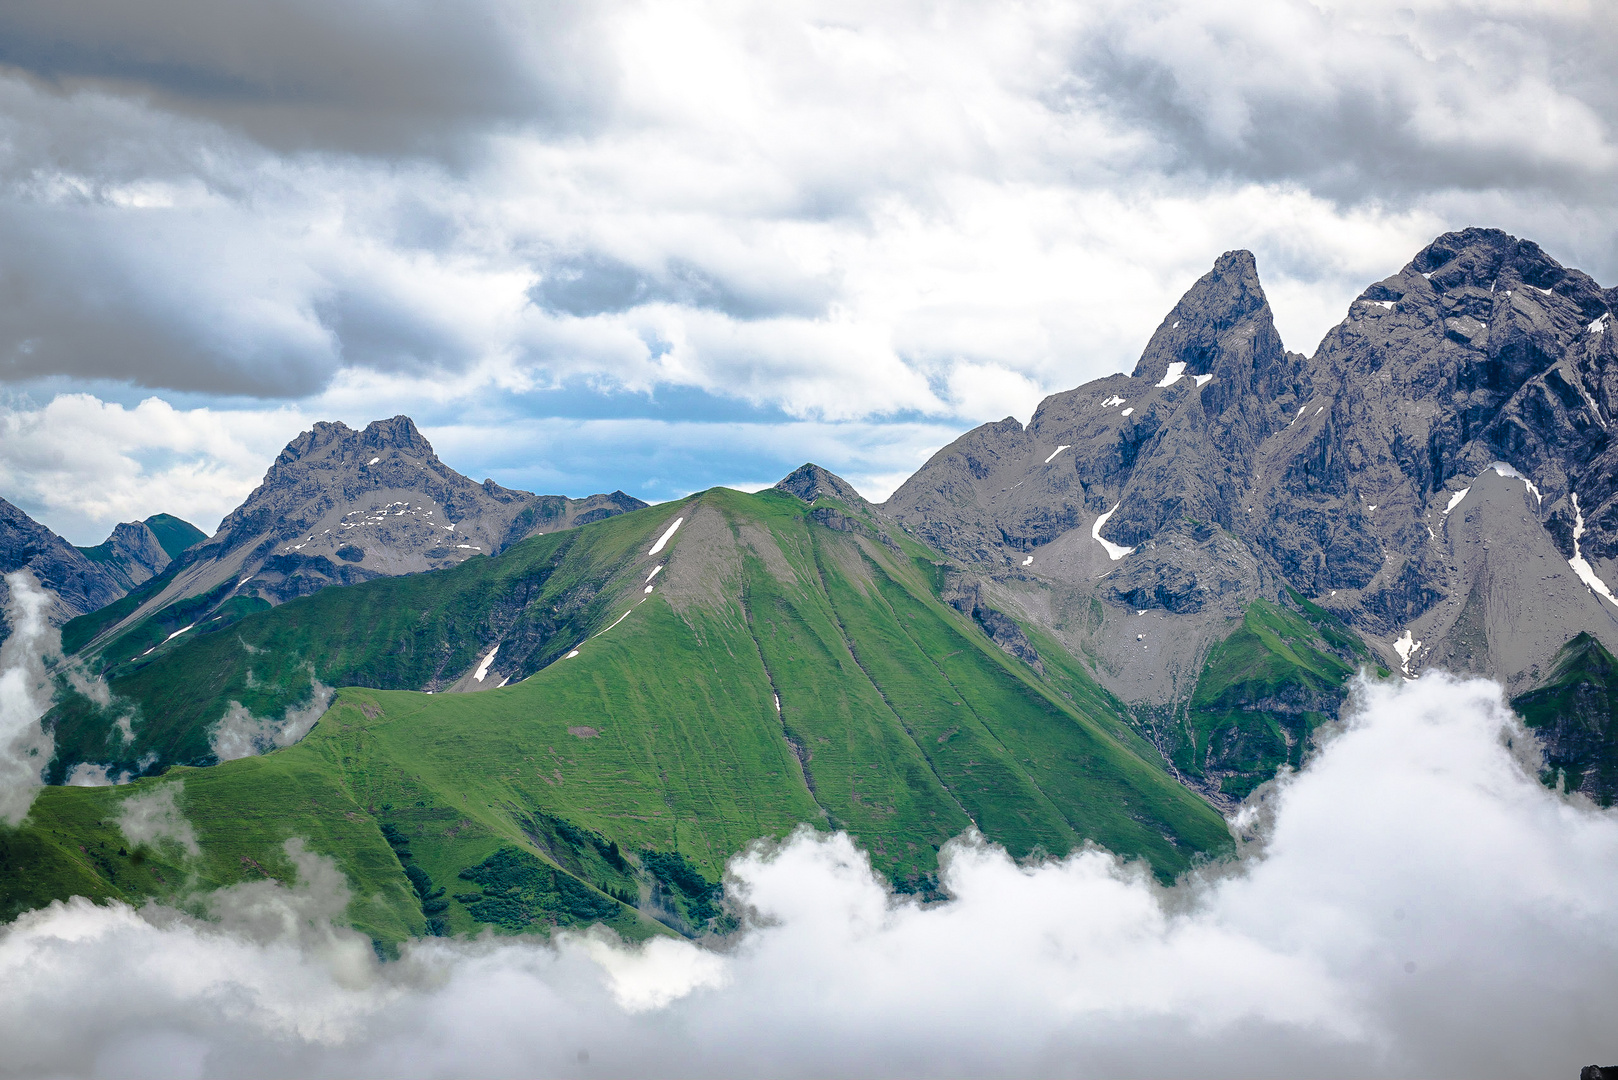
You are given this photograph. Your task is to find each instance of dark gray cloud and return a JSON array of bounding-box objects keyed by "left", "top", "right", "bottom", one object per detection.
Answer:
[
  {"left": 0, "top": 0, "right": 1614, "bottom": 432},
  {"left": 1072, "top": 2, "right": 1618, "bottom": 206},
  {"left": 530, "top": 253, "right": 832, "bottom": 321},
  {"left": 0, "top": 0, "right": 615, "bottom": 156},
  {"left": 0, "top": 205, "right": 337, "bottom": 397}
]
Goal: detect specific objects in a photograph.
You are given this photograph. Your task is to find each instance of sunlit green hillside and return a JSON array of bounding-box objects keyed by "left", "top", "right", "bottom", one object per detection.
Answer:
[{"left": 12, "top": 486, "right": 1233, "bottom": 941}]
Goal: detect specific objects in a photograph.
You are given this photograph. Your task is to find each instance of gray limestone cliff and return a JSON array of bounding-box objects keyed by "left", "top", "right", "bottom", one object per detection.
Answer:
[{"left": 886, "top": 229, "right": 1618, "bottom": 801}]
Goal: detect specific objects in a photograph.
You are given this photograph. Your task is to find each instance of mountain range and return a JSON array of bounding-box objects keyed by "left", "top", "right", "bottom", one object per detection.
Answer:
[
  {"left": 3, "top": 226, "right": 1615, "bottom": 945},
  {"left": 41, "top": 416, "right": 645, "bottom": 664}
]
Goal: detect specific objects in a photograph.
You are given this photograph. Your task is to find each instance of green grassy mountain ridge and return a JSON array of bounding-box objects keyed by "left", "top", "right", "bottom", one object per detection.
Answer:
[
  {"left": 20, "top": 229, "right": 1618, "bottom": 941},
  {"left": 11, "top": 480, "right": 1233, "bottom": 940}
]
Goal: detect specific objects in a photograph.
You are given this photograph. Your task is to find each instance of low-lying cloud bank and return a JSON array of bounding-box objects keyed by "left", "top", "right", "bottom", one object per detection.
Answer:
[{"left": 3, "top": 673, "right": 1616, "bottom": 1079}]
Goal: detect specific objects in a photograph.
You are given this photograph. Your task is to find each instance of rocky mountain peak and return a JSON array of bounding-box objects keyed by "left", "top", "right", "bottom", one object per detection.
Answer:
[
  {"left": 360, "top": 414, "right": 436, "bottom": 456},
  {"left": 276, "top": 415, "right": 437, "bottom": 468},
  {"left": 1410, "top": 228, "right": 1607, "bottom": 313},
  {"left": 889, "top": 228, "right": 1618, "bottom": 725},
  {"left": 775, "top": 463, "right": 866, "bottom": 506},
  {"left": 1130, "top": 249, "right": 1274, "bottom": 385},
  {"left": 81, "top": 416, "right": 647, "bottom": 660}
]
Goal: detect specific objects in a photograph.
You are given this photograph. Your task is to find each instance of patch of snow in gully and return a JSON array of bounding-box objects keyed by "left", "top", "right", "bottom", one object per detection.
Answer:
[
  {"left": 649, "top": 517, "right": 684, "bottom": 555},
  {"left": 1569, "top": 493, "right": 1618, "bottom": 607},
  {"left": 1091, "top": 504, "right": 1134, "bottom": 561},
  {"left": 473, "top": 645, "right": 499, "bottom": 683}
]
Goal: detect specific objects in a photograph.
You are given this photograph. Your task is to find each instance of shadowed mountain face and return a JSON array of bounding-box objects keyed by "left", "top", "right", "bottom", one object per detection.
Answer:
[
  {"left": 887, "top": 229, "right": 1618, "bottom": 800},
  {"left": 74, "top": 514, "right": 207, "bottom": 592},
  {"left": 0, "top": 497, "right": 126, "bottom": 638},
  {"left": 66, "top": 416, "right": 647, "bottom": 667}
]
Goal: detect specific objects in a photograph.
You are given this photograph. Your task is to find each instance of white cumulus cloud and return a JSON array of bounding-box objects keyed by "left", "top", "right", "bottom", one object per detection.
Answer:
[{"left": 0, "top": 673, "right": 1615, "bottom": 1078}]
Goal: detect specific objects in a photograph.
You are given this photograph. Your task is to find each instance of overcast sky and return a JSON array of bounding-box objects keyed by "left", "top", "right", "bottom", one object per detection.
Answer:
[{"left": 0, "top": 0, "right": 1614, "bottom": 543}]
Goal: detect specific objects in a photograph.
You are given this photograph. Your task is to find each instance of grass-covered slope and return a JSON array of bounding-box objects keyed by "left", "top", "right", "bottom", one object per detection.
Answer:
[
  {"left": 49, "top": 504, "right": 668, "bottom": 775},
  {"left": 1176, "top": 595, "right": 1382, "bottom": 801},
  {"left": 1, "top": 706, "right": 662, "bottom": 945},
  {"left": 1513, "top": 632, "right": 1618, "bottom": 805},
  {"left": 12, "top": 486, "right": 1231, "bottom": 941},
  {"left": 141, "top": 513, "right": 208, "bottom": 560}
]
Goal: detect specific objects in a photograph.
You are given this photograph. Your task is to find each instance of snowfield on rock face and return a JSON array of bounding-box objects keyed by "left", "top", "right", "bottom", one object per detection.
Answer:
[
  {"left": 1091, "top": 504, "right": 1133, "bottom": 561},
  {"left": 1568, "top": 494, "right": 1618, "bottom": 607},
  {"left": 1156, "top": 361, "right": 1187, "bottom": 387},
  {"left": 473, "top": 645, "right": 499, "bottom": 683}
]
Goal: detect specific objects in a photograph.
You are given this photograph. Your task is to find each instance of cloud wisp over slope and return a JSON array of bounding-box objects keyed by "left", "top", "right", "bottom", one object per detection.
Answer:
[
  {"left": 0, "top": 0, "right": 1615, "bottom": 538},
  {"left": 1, "top": 673, "right": 1615, "bottom": 1079}
]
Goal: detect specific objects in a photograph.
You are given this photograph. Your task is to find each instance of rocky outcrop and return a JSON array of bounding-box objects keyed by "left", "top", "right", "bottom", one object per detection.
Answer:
[
  {"left": 776, "top": 463, "right": 870, "bottom": 507},
  {"left": 1512, "top": 633, "right": 1618, "bottom": 805},
  {"left": 0, "top": 497, "right": 127, "bottom": 639},
  {"left": 888, "top": 229, "right": 1618, "bottom": 715},
  {"left": 938, "top": 573, "right": 1044, "bottom": 673},
  {"left": 83, "top": 416, "right": 647, "bottom": 653},
  {"left": 75, "top": 519, "right": 175, "bottom": 591}
]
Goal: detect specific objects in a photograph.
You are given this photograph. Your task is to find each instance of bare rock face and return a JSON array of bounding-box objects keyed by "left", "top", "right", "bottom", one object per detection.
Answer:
[
  {"left": 775, "top": 463, "right": 870, "bottom": 507},
  {"left": 76, "top": 520, "right": 174, "bottom": 591},
  {"left": 0, "top": 497, "right": 127, "bottom": 639},
  {"left": 887, "top": 229, "right": 1618, "bottom": 716},
  {"left": 89, "top": 416, "right": 646, "bottom": 648},
  {"left": 0, "top": 502, "right": 125, "bottom": 621},
  {"left": 885, "top": 250, "right": 1299, "bottom": 707}
]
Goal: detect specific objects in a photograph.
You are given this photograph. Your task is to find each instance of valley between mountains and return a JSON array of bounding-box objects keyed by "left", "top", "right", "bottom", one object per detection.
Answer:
[{"left": 4, "top": 227, "right": 1617, "bottom": 947}]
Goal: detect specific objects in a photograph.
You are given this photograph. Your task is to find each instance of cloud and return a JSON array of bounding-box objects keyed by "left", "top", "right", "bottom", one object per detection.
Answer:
[
  {"left": 0, "top": 571, "right": 55, "bottom": 825},
  {"left": 1, "top": 672, "right": 1616, "bottom": 1078},
  {"left": 0, "top": 0, "right": 614, "bottom": 156},
  {"left": 209, "top": 679, "right": 334, "bottom": 763},
  {"left": 0, "top": 393, "right": 307, "bottom": 543},
  {"left": 115, "top": 781, "right": 200, "bottom": 857},
  {"left": 1076, "top": 0, "right": 1618, "bottom": 200},
  {"left": 0, "top": 0, "right": 1610, "bottom": 416},
  {"left": 0, "top": 0, "right": 1613, "bottom": 538}
]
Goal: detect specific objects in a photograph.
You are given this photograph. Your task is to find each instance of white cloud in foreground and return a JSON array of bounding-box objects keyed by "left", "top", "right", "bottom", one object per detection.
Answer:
[
  {"left": 115, "top": 782, "right": 199, "bottom": 858},
  {"left": 209, "top": 680, "right": 334, "bottom": 763},
  {"left": 2, "top": 672, "right": 1616, "bottom": 1079}
]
